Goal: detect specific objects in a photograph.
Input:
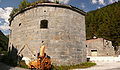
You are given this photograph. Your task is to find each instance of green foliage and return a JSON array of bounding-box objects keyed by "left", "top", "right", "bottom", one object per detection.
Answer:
[
  {"left": 38, "top": 0, "right": 49, "bottom": 2},
  {"left": 0, "top": 47, "right": 3, "bottom": 54},
  {"left": 86, "top": 1, "right": 120, "bottom": 46},
  {"left": 18, "top": 0, "right": 31, "bottom": 11},
  {"left": 9, "top": 8, "right": 19, "bottom": 21},
  {"left": 0, "top": 31, "right": 9, "bottom": 66},
  {"left": 0, "top": 47, "right": 7, "bottom": 54},
  {"left": 9, "top": 0, "right": 31, "bottom": 22},
  {"left": 9, "top": 0, "right": 60, "bottom": 22},
  {"left": 0, "top": 31, "right": 8, "bottom": 52},
  {"left": 17, "top": 60, "right": 28, "bottom": 68},
  {"left": 54, "top": 0, "right": 59, "bottom": 4},
  {"left": 51, "top": 62, "right": 96, "bottom": 70},
  {"left": 1, "top": 51, "right": 18, "bottom": 67},
  {"left": 16, "top": 62, "right": 96, "bottom": 70}
]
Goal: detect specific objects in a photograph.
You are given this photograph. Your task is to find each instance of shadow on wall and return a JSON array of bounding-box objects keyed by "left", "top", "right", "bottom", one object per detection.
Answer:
[{"left": 0, "top": 45, "right": 23, "bottom": 70}]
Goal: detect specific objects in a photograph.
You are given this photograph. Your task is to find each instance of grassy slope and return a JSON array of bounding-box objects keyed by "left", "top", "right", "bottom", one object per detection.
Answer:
[
  {"left": 86, "top": 1, "right": 120, "bottom": 46},
  {"left": 0, "top": 30, "right": 8, "bottom": 52}
]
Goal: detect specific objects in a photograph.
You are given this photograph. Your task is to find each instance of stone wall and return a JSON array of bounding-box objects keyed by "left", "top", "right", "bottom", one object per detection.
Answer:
[
  {"left": 86, "top": 38, "right": 115, "bottom": 56},
  {"left": 118, "top": 46, "right": 120, "bottom": 55},
  {"left": 9, "top": 4, "right": 86, "bottom": 65},
  {"left": 115, "top": 46, "right": 120, "bottom": 56},
  {"left": 88, "top": 56, "right": 120, "bottom": 62}
]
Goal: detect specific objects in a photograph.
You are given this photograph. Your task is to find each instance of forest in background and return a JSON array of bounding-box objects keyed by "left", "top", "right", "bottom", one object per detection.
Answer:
[
  {"left": 0, "top": 31, "right": 8, "bottom": 53},
  {"left": 86, "top": 1, "right": 120, "bottom": 46}
]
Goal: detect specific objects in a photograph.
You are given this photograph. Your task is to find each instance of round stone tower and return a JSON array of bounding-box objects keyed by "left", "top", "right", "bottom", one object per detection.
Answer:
[{"left": 9, "top": 3, "right": 86, "bottom": 65}]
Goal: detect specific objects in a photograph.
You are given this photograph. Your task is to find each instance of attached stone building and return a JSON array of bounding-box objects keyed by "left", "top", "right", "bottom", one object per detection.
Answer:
[
  {"left": 9, "top": 3, "right": 86, "bottom": 65},
  {"left": 118, "top": 46, "right": 120, "bottom": 56},
  {"left": 86, "top": 38, "right": 115, "bottom": 56},
  {"left": 115, "top": 46, "right": 120, "bottom": 56}
]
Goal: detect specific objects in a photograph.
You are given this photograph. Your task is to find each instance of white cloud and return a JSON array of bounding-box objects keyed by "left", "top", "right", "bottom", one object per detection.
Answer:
[
  {"left": 115, "top": 0, "right": 119, "bottom": 2},
  {"left": 63, "top": 0, "right": 70, "bottom": 4},
  {"left": 0, "top": 20, "right": 10, "bottom": 30},
  {"left": 0, "top": 7, "right": 13, "bottom": 23},
  {"left": 97, "top": 6, "right": 101, "bottom": 9},
  {"left": 0, "top": 7, "right": 13, "bottom": 35},
  {"left": 81, "top": 3, "right": 85, "bottom": 9},
  {"left": 109, "top": 0, "right": 114, "bottom": 3},
  {"left": 108, "top": 0, "right": 118, "bottom": 4},
  {"left": 91, "top": 0, "right": 97, "bottom": 4},
  {"left": 98, "top": 0, "right": 105, "bottom": 5},
  {"left": 91, "top": 0, "right": 106, "bottom": 5},
  {"left": 49, "top": 0, "right": 70, "bottom": 4},
  {"left": 0, "top": 24, "right": 10, "bottom": 30}
]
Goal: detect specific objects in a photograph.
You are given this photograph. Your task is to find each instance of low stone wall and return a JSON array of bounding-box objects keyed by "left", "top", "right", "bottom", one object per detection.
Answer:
[
  {"left": 88, "top": 56, "right": 120, "bottom": 62},
  {"left": 86, "top": 38, "right": 115, "bottom": 56}
]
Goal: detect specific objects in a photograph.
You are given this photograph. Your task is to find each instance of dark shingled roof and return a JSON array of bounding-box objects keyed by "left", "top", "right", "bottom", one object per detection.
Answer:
[{"left": 9, "top": 3, "right": 86, "bottom": 25}]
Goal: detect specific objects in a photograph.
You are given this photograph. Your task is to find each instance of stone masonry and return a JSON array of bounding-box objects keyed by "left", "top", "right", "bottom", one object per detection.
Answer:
[
  {"left": 86, "top": 38, "right": 115, "bottom": 56},
  {"left": 9, "top": 3, "right": 86, "bottom": 65}
]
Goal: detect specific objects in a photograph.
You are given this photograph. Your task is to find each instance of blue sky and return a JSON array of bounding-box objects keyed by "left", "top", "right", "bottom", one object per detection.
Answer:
[{"left": 0, "top": 0, "right": 119, "bottom": 35}]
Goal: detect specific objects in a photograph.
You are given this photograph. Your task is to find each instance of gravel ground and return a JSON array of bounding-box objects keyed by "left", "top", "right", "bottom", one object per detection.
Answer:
[{"left": 73, "top": 62, "right": 120, "bottom": 70}]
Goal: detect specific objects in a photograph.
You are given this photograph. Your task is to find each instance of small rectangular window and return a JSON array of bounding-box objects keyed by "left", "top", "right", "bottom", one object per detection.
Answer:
[
  {"left": 91, "top": 50, "right": 97, "bottom": 52},
  {"left": 40, "top": 20, "right": 48, "bottom": 29}
]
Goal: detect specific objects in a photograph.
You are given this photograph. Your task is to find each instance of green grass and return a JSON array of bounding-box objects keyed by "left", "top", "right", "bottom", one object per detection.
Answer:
[
  {"left": 51, "top": 62, "right": 96, "bottom": 70},
  {"left": 17, "top": 62, "right": 96, "bottom": 70},
  {"left": 16, "top": 61, "right": 96, "bottom": 70},
  {"left": 1, "top": 51, "right": 96, "bottom": 70},
  {"left": 17, "top": 61, "right": 28, "bottom": 69}
]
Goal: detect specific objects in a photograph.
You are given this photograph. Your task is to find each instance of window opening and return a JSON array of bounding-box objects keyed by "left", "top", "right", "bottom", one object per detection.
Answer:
[
  {"left": 19, "top": 23, "right": 21, "bottom": 26},
  {"left": 91, "top": 50, "right": 97, "bottom": 52},
  {"left": 40, "top": 20, "right": 48, "bottom": 29}
]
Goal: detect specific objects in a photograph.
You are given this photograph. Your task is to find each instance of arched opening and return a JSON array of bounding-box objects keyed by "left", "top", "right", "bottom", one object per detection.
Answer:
[{"left": 40, "top": 20, "right": 48, "bottom": 29}]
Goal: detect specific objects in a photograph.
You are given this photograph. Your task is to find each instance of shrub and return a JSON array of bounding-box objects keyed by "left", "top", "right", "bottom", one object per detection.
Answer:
[{"left": 17, "top": 60, "right": 28, "bottom": 68}]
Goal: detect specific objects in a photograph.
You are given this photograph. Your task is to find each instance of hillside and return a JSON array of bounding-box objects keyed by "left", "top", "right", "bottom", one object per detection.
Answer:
[
  {"left": 0, "top": 30, "right": 9, "bottom": 53},
  {"left": 86, "top": 1, "right": 120, "bottom": 46}
]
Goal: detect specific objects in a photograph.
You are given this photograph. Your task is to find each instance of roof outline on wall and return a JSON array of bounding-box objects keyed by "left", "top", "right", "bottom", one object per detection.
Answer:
[
  {"left": 86, "top": 38, "right": 112, "bottom": 43},
  {"left": 9, "top": 3, "right": 86, "bottom": 26}
]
